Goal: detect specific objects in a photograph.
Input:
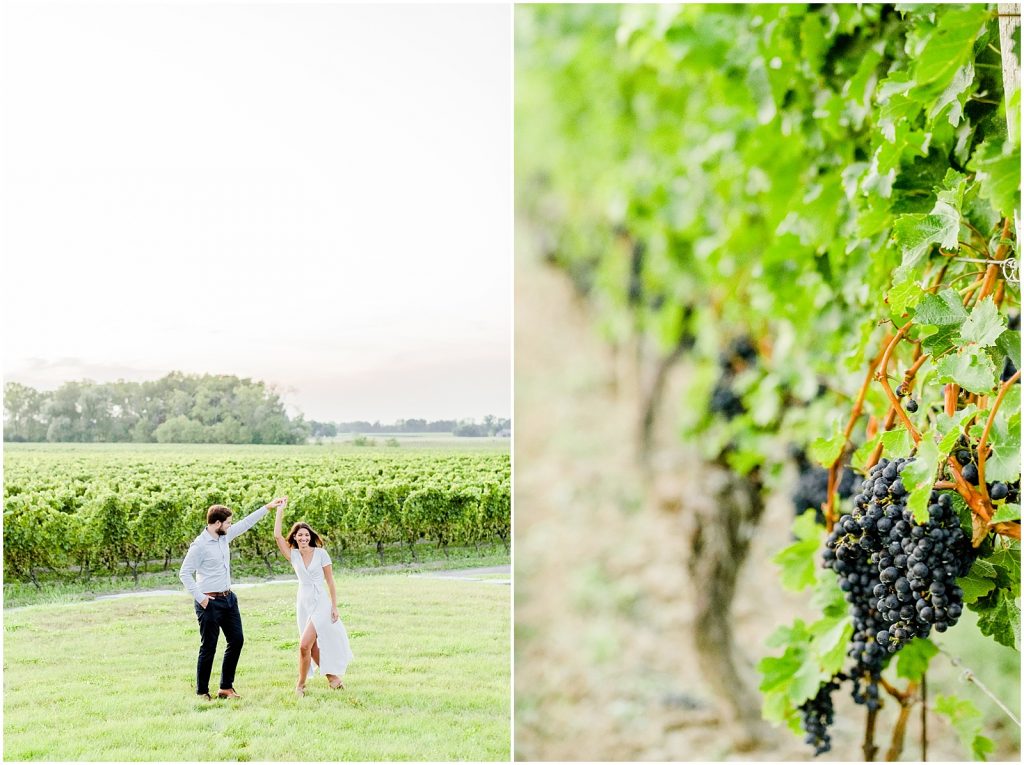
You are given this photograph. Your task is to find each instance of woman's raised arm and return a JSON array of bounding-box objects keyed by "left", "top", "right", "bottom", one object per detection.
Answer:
[{"left": 273, "top": 504, "right": 291, "bottom": 559}]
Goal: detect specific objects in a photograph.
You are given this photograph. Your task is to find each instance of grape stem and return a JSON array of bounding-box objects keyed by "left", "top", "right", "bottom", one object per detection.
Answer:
[
  {"left": 921, "top": 673, "right": 928, "bottom": 762},
  {"left": 977, "top": 369, "right": 1021, "bottom": 493},
  {"left": 874, "top": 322, "right": 922, "bottom": 443},
  {"left": 825, "top": 342, "right": 888, "bottom": 530},
  {"left": 863, "top": 704, "right": 879, "bottom": 762},
  {"left": 866, "top": 353, "right": 929, "bottom": 470},
  {"left": 885, "top": 680, "right": 919, "bottom": 762},
  {"left": 977, "top": 218, "right": 1013, "bottom": 302},
  {"left": 880, "top": 677, "right": 914, "bottom": 702},
  {"left": 944, "top": 383, "right": 958, "bottom": 417}
]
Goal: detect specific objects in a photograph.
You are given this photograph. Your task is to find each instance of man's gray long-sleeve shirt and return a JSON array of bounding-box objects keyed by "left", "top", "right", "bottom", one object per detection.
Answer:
[{"left": 179, "top": 505, "right": 271, "bottom": 604}]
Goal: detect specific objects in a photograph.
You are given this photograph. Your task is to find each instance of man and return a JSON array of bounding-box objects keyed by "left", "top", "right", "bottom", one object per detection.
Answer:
[{"left": 179, "top": 497, "right": 288, "bottom": 700}]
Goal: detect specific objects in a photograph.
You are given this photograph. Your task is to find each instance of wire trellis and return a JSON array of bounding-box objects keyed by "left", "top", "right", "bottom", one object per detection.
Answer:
[{"left": 953, "top": 256, "right": 1019, "bottom": 284}]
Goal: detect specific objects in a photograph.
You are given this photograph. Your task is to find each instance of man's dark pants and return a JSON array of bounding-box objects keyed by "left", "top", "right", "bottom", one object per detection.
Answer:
[{"left": 193, "top": 592, "right": 244, "bottom": 694}]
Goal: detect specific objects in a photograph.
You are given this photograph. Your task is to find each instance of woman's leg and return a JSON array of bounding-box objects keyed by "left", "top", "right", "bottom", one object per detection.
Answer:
[
  {"left": 312, "top": 640, "right": 341, "bottom": 685},
  {"left": 297, "top": 619, "right": 318, "bottom": 690}
]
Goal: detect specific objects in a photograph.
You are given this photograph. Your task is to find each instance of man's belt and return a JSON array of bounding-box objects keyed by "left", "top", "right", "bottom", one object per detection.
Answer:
[{"left": 204, "top": 590, "right": 231, "bottom": 598}]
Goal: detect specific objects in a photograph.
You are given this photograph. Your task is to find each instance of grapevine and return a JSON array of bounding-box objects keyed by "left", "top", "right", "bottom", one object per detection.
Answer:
[{"left": 518, "top": 2, "right": 1020, "bottom": 759}]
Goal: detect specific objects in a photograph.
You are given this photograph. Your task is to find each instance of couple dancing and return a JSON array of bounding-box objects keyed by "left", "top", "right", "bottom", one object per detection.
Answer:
[{"left": 178, "top": 497, "right": 354, "bottom": 699}]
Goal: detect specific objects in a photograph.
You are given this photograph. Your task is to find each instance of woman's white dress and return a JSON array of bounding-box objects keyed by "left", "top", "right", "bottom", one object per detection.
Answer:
[{"left": 291, "top": 547, "right": 354, "bottom": 679}]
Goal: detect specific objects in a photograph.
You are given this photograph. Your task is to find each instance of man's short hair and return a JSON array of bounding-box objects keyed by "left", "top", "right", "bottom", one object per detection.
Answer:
[{"left": 207, "top": 505, "right": 233, "bottom": 525}]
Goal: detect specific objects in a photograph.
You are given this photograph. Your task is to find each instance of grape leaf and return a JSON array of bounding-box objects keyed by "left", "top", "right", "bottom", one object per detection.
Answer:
[
  {"left": 934, "top": 694, "right": 996, "bottom": 761},
  {"left": 881, "top": 427, "right": 914, "bottom": 457},
  {"left": 936, "top": 168, "right": 969, "bottom": 209},
  {"left": 901, "top": 438, "right": 940, "bottom": 523},
  {"left": 762, "top": 689, "right": 801, "bottom": 731},
  {"left": 987, "top": 545, "right": 1021, "bottom": 597},
  {"left": 968, "top": 139, "right": 1021, "bottom": 219},
  {"left": 927, "top": 62, "right": 974, "bottom": 127},
  {"left": 810, "top": 577, "right": 846, "bottom": 622},
  {"left": 775, "top": 513, "right": 825, "bottom": 592},
  {"left": 990, "top": 503, "right": 1020, "bottom": 523},
  {"left": 750, "top": 376, "right": 782, "bottom": 427},
  {"left": 959, "top": 297, "right": 1005, "bottom": 348},
  {"left": 764, "top": 618, "right": 812, "bottom": 650},
  {"left": 759, "top": 649, "right": 805, "bottom": 693},
  {"left": 911, "top": 6, "right": 989, "bottom": 96},
  {"left": 811, "top": 617, "right": 853, "bottom": 678},
  {"left": 809, "top": 432, "right": 845, "bottom": 467},
  {"left": 789, "top": 655, "right": 826, "bottom": 705},
  {"left": 894, "top": 637, "right": 937, "bottom": 681},
  {"left": 968, "top": 557, "right": 998, "bottom": 578},
  {"left": 799, "top": 12, "right": 827, "bottom": 74},
  {"left": 852, "top": 434, "right": 882, "bottom": 472},
  {"left": 920, "top": 324, "right": 960, "bottom": 357},
  {"left": 974, "top": 590, "right": 1021, "bottom": 650},
  {"left": 913, "top": 287, "right": 968, "bottom": 326},
  {"left": 879, "top": 94, "right": 923, "bottom": 143},
  {"left": 957, "top": 567, "right": 997, "bottom": 605},
  {"left": 888, "top": 278, "right": 925, "bottom": 315},
  {"left": 792, "top": 508, "right": 823, "bottom": 542},
  {"left": 996, "top": 331, "right": 1020, "bottom": 372},
  {"left": 893, "top": 202, "right": 960, "bottom": 273},
  {"left": 775, "top": 537, "right": 821, "bottom": 592},
  {"left": 907, "top": 486, "right": 931, "bottom": 524},
  {"left": 981, "top": 414, "right": 1022, "bottom": 483},
  {"left": 935, "top": 349, "right": 998, "bottom": 394},
  {"left": 937, "top": 422, "right": 962, "bottom": 454},
  {"left": 936, "top": 404, "right": 981, "bottom": 444}
]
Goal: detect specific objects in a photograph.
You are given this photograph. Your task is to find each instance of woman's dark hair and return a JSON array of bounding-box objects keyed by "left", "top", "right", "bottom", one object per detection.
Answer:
[{"left": 286, "top": 522, "right": 322, "bottom": 548}]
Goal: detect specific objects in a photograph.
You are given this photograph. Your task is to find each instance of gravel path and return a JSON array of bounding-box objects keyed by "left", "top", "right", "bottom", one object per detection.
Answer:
[{"left": 6, "top": 566, "right": 511, "bottom": 610}]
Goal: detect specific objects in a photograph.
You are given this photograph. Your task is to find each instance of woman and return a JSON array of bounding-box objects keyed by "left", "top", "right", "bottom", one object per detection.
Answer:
[{"left": 273, "top": 502, "right": 354, "bottom": 696}]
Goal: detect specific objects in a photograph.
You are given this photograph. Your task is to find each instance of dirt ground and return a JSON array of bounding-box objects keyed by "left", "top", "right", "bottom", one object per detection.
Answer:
[{"left": 512, "top": 233, "right": 1020, "bottom": 762}]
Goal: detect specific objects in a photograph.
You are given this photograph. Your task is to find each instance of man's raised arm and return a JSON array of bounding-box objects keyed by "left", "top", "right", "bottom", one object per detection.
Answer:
[{"left": 226, "top": 497, "right": 286, "bottom": 542}]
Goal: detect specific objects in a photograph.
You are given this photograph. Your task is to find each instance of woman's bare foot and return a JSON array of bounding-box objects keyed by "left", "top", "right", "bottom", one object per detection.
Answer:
[
  {"left": 327, "top": 675, "right": 344, "bottom": 690},
  {"left": 295, "top": 685, "right": 306, "bottom": 698}
]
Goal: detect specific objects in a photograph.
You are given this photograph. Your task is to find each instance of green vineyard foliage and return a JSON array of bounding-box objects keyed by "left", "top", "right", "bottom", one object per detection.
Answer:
[{"left": 2, "top": 447, "right": 511, "bottom": 582}]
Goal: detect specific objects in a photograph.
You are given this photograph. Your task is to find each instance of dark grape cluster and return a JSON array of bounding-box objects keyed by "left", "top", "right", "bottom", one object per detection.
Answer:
[
  {"left": 709, "top": 384, "right": 744, "bottom": 418},
  {"left": 950, "top": 437, "right": 1020, "bottom": 502},
  {"left": 708, "top": 337, "right": 756, "bottom": 418},
  {"left": 804, "top": 456, "right": 979, "bottom": 755},
  {"left": 799, "top": 676, "right": 841, "bottom": 755},
  {"left": 826, "top": 458, "right": 976, "bottom": 651},
  {"left": 989, "top": 480, "right": 1020, "bottom": 503},
  {"left": 1004, "top": 310, "right": 1020, "bottom": 383},
  {"left": 792, "top": 450, "right": 857, "bottom": 524}
]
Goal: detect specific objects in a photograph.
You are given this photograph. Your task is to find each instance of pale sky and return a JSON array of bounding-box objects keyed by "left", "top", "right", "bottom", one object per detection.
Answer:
[{"left": 1, "top": 2, "right": 511, "bottom": 422}]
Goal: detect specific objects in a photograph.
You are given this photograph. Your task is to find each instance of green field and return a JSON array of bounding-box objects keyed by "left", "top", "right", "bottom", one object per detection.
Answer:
[{"left": 3, "top": 574, "right": 510, "bottom": 761}]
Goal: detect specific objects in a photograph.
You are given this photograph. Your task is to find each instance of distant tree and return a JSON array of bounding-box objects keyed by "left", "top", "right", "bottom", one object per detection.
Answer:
[
  {"left": 3, "top": 382, "right": 47, "bottom": 441},
  {"left": 153, "top": 415, "right": 207, "bottom": 443}
]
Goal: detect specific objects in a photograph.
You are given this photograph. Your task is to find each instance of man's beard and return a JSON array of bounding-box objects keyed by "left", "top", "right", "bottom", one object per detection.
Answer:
[{"left": 216, "top": 528, "right": 227, "bottom": 536}]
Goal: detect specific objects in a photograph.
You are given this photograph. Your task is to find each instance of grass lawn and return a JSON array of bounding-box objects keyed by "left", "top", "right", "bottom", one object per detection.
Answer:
[{"left": 3, "top": 574, "right": 510, "bottom": 761}]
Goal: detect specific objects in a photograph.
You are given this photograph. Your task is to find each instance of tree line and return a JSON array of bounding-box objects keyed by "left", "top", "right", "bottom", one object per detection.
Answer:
[
  {"left": 4, "top": 374, "right": 307, "bottom": 444},
  {"left": 3, "top": 375, "right": 511, "bottom": 444},
  {"left": 308, "top": 416, "right": 512, "bottom": 438}
]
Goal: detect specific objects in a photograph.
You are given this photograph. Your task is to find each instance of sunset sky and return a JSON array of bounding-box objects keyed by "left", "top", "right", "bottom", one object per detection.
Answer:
[{"left": 2, "top": 2, "right": 511, "bottom": 422}]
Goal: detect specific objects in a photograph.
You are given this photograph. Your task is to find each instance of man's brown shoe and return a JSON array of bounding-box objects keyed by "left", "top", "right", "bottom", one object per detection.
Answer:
[
  {"left": 197, "top": 693, "right": 213, "bottom": 701},
  {"left": 217, "top": 688, "right": 242, "bottom": 699}
]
